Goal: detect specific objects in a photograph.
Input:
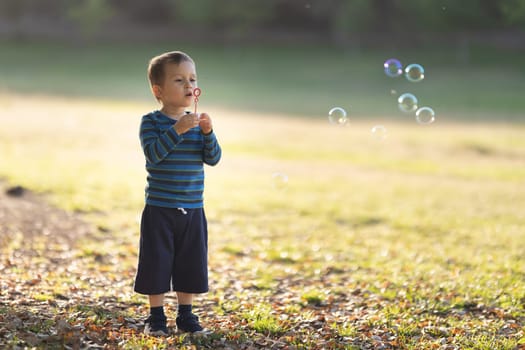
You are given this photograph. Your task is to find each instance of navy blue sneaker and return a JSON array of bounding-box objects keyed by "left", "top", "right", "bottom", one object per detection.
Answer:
[
  {"left": 144, "top": 315, "right": 169, "bottom": 336},
  {"left": 176, "top": 313, "right": 207, "bottom": 334}
]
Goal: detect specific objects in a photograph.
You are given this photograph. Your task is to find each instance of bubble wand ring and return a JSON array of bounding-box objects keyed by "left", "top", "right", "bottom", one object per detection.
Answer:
[{"left": 193, "top": 88, "right": 202, "bottom": 114}]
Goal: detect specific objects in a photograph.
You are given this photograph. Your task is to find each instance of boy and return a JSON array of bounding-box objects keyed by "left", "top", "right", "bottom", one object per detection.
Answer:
[{"left": 134, "top": 51, "right": 221, "bottom": 336}]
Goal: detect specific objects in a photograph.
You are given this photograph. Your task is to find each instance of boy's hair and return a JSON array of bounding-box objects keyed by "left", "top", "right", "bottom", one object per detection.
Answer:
[{"left": 147, "top": 51, "right": 194, "bottom": 87}]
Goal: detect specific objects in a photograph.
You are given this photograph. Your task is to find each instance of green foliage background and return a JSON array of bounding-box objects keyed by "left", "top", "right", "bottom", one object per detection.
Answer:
[{"left": 1, "top": 0, "right": 525, "bottom": 41}]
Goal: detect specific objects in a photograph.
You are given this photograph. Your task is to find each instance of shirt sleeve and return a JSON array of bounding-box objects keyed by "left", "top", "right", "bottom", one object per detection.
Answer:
[
  {"left": 139, "top": 115, "right": 183, "bottom": 164},
  {"left": 202, "top": 131, "right": 222, "bottom": 166}
]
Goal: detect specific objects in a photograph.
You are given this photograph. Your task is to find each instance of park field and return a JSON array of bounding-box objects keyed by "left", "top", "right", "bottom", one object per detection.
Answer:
[{"left": 0, "top": 91, "right": 524, "bottom": 349}]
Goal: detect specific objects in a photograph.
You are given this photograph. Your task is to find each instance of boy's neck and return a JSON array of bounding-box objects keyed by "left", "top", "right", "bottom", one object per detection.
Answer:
[{"left": 160, "top": 106, "right": 187, "bottom": 120}]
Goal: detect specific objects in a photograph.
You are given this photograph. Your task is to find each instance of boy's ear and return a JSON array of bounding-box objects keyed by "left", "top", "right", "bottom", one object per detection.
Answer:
[{"left": 151, "top": 85, "right": 162, "bottom": 99}]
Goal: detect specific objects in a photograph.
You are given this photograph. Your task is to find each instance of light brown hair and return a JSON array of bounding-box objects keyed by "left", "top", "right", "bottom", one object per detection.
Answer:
[{"left": 147, "top": 51, "right": 195, "bottom": 87}]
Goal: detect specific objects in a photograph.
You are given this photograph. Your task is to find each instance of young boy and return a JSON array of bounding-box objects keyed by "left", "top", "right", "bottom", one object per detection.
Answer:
[{"left": 134, "top": 51, "right": 221, "bottom": 336}]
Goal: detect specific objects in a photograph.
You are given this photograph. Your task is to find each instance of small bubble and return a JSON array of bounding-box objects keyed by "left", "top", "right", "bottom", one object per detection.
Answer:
[
  {"left": 398, "top": 93, "right": 418, "bottom": 113},
  {"left": 371, "top": 125, "right": 388, "bottom": 140},
  {"left": 383, "top": 58, "right": 403, "bottom": 78},
  {"left": 415, "top": 107, "right": 436, "bottom": 124},
  {"left": 328, "top": 107, "right": 348, "bottom": 126},
  {"left": 272, "top": 172, "right": 289, "bottom": 190},
  {"left": 405, "top": 63, "right": 425, "bottom": 82}
]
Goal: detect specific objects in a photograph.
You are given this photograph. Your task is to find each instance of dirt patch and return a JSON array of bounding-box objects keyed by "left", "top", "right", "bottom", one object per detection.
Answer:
[
  {"left": 0, "top": 183, "right": 143, "bottom": 348},
  {"left": 0, "top": 182, "right": 92, "bottom": 249}
]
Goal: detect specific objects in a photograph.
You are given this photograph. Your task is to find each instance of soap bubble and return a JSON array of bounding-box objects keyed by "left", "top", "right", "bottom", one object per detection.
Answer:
[
  {"left": 415, "top": 107, "right": 435, "bottom": 124},
  {"left": 398, "top": 93, "right": 418, "bottom": 113},
  {"left": 384, "top": 58, "right": 403, "bottom": 78},
  {"left": 404, "top": 63, "right": 425, "bottom": 82},
  {"left": 328, "top": 107, "right": 348, "bottom": 126},
  {"left": 371, "top": 125, "right": 387, "bottom": 140},
  {"left": 272, "top": 172, "right": 289, "bottom": 190}
]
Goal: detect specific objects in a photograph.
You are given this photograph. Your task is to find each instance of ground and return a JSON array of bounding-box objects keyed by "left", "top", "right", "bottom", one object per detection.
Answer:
[
  {"left": 2, "top": 182, "right": 523, "bottom": 350},
  {"left": 0, "top": 182, "right": 91, "bottom": 247},
  {"left": 1, "top": 94, "right": 524, "bottom": 349},
  {"left": 0, "top": 181, "right": 103, "bottom": 348},
  {"left": 0, "top": 181, "right": 359, "bottom": 350}
]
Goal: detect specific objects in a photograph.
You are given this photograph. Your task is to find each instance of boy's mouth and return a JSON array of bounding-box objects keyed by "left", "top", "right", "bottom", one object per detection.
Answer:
[{"left": 185, "top": 92, "right": 193, "bottom": 97}]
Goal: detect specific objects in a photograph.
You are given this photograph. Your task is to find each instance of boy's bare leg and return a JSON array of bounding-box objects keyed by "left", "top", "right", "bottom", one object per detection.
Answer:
[
  {"left": 149, "top": 294, "right": 165, "bottom": 307},
  {"left": 176, "top": 292, "right": 193, "bottom": 305}
]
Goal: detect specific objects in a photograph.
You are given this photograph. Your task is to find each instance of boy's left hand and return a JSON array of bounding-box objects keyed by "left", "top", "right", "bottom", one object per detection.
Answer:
[{"left": 199, "top": 112, "right": 213, "bottom": 135}]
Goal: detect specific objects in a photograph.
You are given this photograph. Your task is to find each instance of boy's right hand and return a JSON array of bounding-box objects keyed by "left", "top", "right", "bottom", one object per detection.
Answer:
[{"left": 174, "top": 113, "right": 200, "bottom": 135}]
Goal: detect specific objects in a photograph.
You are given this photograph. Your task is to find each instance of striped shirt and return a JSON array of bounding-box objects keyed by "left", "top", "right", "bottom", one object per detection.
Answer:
[{"left": 139, "top": 110, "right": 222, "bottom": 208}]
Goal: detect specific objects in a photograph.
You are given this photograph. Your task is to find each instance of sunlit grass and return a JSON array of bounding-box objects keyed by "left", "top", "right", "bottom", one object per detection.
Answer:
[
  {"left": 32, "top": 293, "right": 54, "bottom": 302},
  {"left": 331, "top": 321, "right": 359, "bottom": 338},
  {"left": 1, "top": 93, "right": 524, "bottom": 348},
  {"left": 241, "top": 303, "right": 284, "bottom": 335},
  {"left": 301, "top": 289, "right": 325, "bottom": 306}
]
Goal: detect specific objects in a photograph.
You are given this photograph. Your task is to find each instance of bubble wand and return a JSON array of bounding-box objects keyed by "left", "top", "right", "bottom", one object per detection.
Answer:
[{"left": 193, "top": 88, "right": 201, "bottom": 114}]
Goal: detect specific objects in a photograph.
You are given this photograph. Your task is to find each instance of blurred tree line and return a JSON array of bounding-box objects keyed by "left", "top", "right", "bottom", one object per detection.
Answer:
[{"left": 1, "top": 0, "right": 524, "bottom": 45}]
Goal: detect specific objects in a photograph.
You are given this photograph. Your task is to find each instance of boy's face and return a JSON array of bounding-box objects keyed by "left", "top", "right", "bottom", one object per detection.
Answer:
[{"left": 153, "top": 61, "right": 197, "bottom": 108}]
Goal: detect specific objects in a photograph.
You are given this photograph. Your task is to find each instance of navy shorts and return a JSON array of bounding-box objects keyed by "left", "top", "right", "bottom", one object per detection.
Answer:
[{"left": 134, "top": 205, "right": 208, "bottom": 295}]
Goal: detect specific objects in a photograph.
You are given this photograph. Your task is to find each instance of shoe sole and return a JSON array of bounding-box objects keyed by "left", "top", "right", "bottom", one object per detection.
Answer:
[
  {"left": 144, "top": 328, "right": 169, "bottom": 337},
  {"left": 176, "top": 328, "right": 211, "bottom": 336}
]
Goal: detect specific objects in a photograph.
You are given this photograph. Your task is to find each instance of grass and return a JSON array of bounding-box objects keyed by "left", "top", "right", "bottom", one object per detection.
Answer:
[
  {"left": 1, "top": 92, "right": 523, "bottom": 348},
  {"left": 0, "top": 40, "right": 525, "bottom": 120},
  {"left": 301, "top": 289, "right": 325, "bottom": 306},
  {"left": 1, "top": 41, "right": 524, "bottom": 348},
  {"left": 242, "top": 304, "right": 284, "bottom": 335},
  {"left": 332, "top": 321, "right": 359, "bottom": 338}
]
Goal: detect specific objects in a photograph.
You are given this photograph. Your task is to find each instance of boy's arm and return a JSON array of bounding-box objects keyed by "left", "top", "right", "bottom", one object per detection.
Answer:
[
  {"left": 202, "top": 131, "right": 222, "bottom": 166},
  {"left": 140, "top": 115, "right": 183, "bottom": 164}
]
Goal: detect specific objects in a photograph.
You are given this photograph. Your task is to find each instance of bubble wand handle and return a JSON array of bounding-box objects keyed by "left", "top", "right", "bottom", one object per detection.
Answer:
[{"left": 193, "top": 88, "right": 201, "bottom": 114}]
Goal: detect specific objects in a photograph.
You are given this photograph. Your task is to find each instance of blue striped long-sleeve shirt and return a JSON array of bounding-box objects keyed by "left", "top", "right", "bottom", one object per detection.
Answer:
[{"left": 139, "top": 110, "right": 222, "bottom": 208}]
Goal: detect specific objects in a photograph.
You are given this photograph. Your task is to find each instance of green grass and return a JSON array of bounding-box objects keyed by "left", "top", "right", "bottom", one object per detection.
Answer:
[
  {"left": 0, "top": 40, "right": 524, "bottom": 120},
  {"left": 331, "top": 321, "right": 359, "bottom": 338},
  {"left": 301, "top": 289, "right": 325, "bottom": 306},
  {"left": 1, "top": 41, "right": 525, "bottom": 348},
  {"left": 1, "top": 93, "right": 522, "bottom": 348},
  {"left": 242, "top": 304, "right": 284, "bottom": 335}
]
